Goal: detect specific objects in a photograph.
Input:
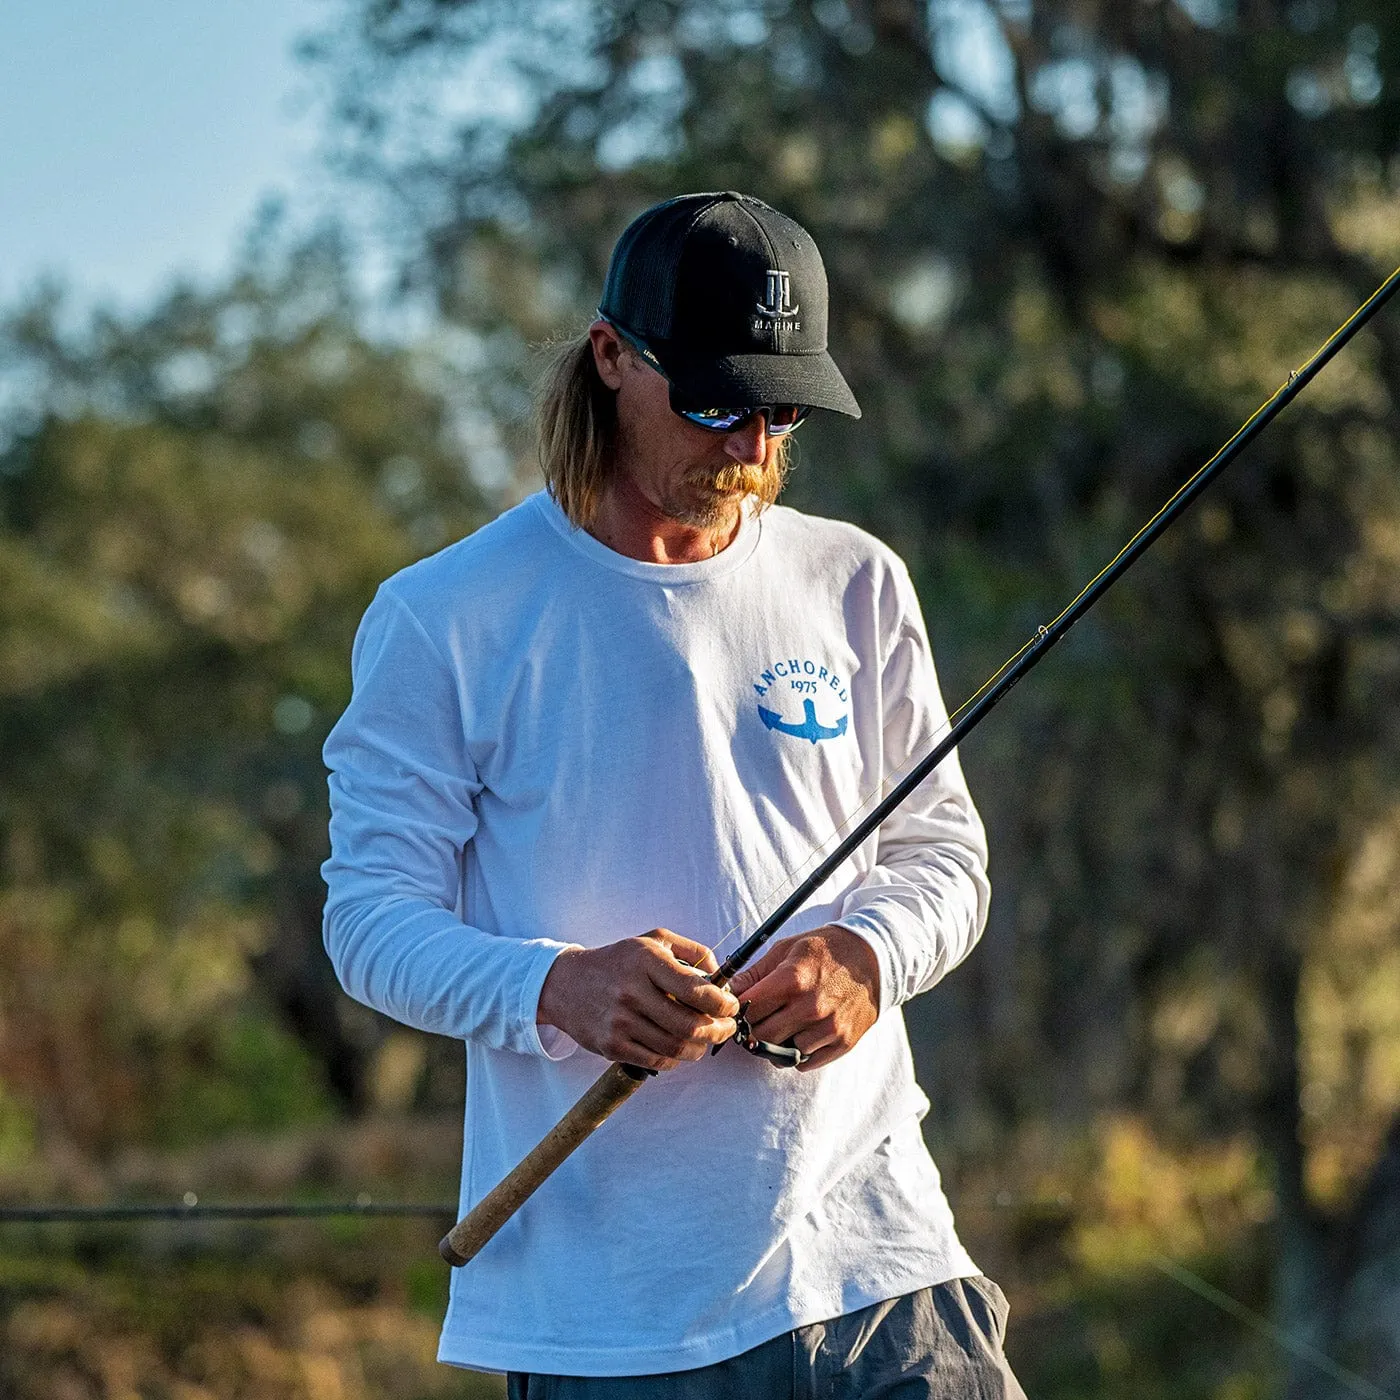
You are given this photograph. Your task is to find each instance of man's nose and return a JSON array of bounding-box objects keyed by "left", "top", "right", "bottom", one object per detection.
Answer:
[{"left": 723, "top": 412, "right": 769, "bottom": 465}]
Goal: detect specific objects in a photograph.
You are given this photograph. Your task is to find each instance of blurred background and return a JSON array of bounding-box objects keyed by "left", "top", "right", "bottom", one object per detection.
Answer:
[{"left": 2, "top": 1, "right": 1399, "bottom": 1396}]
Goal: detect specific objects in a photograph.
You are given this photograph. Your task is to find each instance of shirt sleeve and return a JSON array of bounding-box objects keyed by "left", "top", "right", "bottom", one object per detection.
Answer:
[
  {"left": 321, "top": 585, "right": 579, "bottom": 1058},
  {"left": 833, "top": 561, "right": 991, "bottom": 1013}
]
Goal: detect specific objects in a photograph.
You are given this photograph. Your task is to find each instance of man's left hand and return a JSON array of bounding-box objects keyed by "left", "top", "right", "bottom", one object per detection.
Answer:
[{"left": 726, "top": 926, "right": 881, "bottom": 1071}]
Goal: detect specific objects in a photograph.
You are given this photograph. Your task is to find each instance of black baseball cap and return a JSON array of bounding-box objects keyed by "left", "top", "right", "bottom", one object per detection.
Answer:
[{"left": 598, "top": 191, "right": 861, "bottom": 419}]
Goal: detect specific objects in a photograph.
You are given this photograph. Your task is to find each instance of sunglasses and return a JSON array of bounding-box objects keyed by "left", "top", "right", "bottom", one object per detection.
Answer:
[{"left": 605, "top": 321, "right": 812, "bottom": 437}]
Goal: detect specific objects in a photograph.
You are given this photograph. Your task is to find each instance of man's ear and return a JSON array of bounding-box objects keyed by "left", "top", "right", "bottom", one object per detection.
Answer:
[{"left": 589, "top": 320, "right": 627, "bottom": 390}]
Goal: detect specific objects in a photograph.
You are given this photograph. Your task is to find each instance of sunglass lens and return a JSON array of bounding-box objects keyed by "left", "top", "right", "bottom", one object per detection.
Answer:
[
  {"left": 678, "top": 405, "right": 811, "bottom": 434},
  {"left": 765, "top": 405, "right": 809, "bottom": 434},
  {"left": 680, "top": 408, "right": 750, "bottom": 430}
]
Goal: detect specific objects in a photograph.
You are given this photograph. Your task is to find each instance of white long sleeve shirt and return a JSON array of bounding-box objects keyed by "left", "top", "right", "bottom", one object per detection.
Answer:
[{"left": 322, "top": 490, "right": 990, "bottom": 1375}]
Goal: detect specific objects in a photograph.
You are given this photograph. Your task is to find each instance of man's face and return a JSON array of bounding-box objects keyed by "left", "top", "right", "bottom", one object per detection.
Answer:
[{"left": 589, "top": 322, "right": 785, "bottom": 528}]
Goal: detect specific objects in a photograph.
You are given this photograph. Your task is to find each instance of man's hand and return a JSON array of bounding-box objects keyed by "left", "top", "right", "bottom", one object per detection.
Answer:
[
  {"left": 537, "top": 929, "right": 739, "bottom": 1073},
  {"left": 727, "top": 926, "right": 881, "bottom": 1072}
]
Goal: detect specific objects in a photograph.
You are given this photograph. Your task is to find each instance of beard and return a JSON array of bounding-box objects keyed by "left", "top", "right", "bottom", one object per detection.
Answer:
[{"left": 659, "top": 455, "right": 788, "bottom": 527}]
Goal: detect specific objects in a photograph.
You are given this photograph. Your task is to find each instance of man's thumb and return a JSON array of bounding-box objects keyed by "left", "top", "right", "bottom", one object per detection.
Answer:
[
  {"left": 727, "top": 945, "right": 781, "bottom": 998},
  {"left": 728, "top": 967, "right": 755, "bottom": 997}
]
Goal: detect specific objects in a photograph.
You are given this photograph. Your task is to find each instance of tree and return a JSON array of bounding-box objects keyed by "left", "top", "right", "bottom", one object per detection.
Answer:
[
  {"left": 0, "top": 226, "right": 488, "bottom": 1163},
  {"left": 313, "top": 2, "right": 1400, "bottom": 1391}
]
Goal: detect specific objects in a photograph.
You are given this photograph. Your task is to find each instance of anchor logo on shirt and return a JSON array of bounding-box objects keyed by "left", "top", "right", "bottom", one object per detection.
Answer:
[{"left": 757, "top": 698, "right": 849, "bottom": 745}]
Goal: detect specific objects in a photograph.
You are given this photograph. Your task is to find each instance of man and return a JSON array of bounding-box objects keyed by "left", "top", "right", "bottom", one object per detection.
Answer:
[{"left": 322, "top": 191, "right": 1023, "bottom": 1397}]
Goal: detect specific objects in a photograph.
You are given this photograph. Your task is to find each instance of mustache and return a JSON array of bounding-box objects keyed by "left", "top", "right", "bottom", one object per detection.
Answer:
[{"left": 683, "top": 461, "right": 772, "bottom": 496}]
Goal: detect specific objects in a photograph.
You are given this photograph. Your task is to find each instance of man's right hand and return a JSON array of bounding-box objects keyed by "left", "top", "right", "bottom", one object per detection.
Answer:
[{"left": 537, "top": 929, "right": 740, "bottom": 1073}]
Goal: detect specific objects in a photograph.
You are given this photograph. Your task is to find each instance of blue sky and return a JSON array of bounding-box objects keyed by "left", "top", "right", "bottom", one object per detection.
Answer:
[{"left": 0, "top": 0, "right": 329, "bottom": 310}]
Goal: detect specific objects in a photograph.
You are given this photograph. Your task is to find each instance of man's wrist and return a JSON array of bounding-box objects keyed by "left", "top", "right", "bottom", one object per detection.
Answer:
[{"left": 536, "top": 945, "right": 584, "bottom": 1029}]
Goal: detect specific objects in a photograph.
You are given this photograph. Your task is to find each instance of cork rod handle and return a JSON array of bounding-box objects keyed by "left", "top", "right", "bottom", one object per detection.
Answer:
[{"left": 438, "top": 1061, "right": 649, "bottom": 1266}]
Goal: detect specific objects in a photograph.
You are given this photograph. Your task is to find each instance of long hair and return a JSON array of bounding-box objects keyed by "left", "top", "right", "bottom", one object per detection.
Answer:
[{"left": 536, "top": 332, "right": 792, "bottom": 530}]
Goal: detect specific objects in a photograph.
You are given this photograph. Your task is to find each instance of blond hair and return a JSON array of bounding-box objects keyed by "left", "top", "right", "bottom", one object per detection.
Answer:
[{"left": 536, "top": 332, "right": 792, "bottom": 530}]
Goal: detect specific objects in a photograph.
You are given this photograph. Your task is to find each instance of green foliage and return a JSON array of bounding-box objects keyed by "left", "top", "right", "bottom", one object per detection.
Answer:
[
  {"left": 0, "top": 229, "right": 488, "bottom": 1157},
  {"left": 313, "top": 0, "right": 1400, "bottom": 1164},
  {"left": 311, "top": 0, "right": 1400, "bottom": 1387},
  {"left": 0, "top": 1081, "right": 36, "bottom": 1172},
  {"left": 1, "top": 0, "right": 1399, "bottom": 1392},
  {"left": 0, "top": 1224, "right": 506, "bottom": 1398},
  {"left": 1021, "top": 1255, "right": 1279, "bottom": 1400},
  {"left": 149, "top": 1013, "right": 336, "bottom": 1149}
]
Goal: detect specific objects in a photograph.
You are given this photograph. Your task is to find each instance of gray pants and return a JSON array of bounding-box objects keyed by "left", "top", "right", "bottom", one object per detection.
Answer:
[{"left": 507, "top": 1277, "right": 1027, "bottom": 1399}]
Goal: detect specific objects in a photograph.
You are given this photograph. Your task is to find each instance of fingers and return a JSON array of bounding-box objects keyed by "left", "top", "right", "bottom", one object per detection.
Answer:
[
  {"left": 794, "top": 1043, "right": 846, "bottom": 1072},
  {"left": 542, "top": 929, "right": 757, "bottom": 1072},
  {"left": 604, "top": 1000, "right": 733, "bottom": 1071},
  {"left": 730, "top": 929, "right": 881, "bottom": 1072},
  {"left": 539, "top": 937, "right": 738, "bottom": 1071},
  {"left": 657, "top": 968, "right": 740, "bottom": 1019},
  {"left": 642, "top": 933, "right": 739, "bottom": 1019},
  {"left": 593, "top": 996, "right": 691, "bottom": 1072},
  {"left": 726, "top": 939, "right": 789, "bottom": 999},
  {"left": 566, "top": 925, "right": 879, "bottom": 1075},
  {"left": 735, "top": 937, "right": 814, "bottom": 1024},
  {"left": 648, "top": 928, "right": 721, "bottom": 976},
  {"left": 604, "top": 935, "right": 737, "bottom": 1068},
  {"left": 748, "top": 1000, "right": 831, "bottom": 1053},
  {"left": 633, "top": 986, "right": 736, "bottom": 1049}
]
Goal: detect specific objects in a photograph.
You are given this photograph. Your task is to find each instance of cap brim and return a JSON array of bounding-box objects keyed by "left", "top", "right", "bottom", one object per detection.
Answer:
[{"left": 655, "top": 346, "right": 862, "bottom": 420}]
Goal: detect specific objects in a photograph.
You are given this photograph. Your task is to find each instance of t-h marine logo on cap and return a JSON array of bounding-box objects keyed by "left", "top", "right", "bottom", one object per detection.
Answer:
[{"left": 756, "top": 269, "right": 800, "bottom": 321}]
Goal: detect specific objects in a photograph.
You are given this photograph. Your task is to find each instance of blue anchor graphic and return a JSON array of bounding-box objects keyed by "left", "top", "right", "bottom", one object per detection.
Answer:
[{"left": 757, "top": 698, "right": 848, "bottom": 745}]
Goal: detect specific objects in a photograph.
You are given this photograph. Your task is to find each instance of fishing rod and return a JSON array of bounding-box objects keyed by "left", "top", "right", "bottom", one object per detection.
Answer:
[{"left": 440, "top": 262, "right": 1400, "bottom": 1269}]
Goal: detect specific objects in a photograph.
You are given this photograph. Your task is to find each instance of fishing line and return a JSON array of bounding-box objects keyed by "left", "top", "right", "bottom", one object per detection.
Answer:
[
  {"left": 1150, "top": 1255, "right": 1397, "bottom": 1400},
  {"left": 696, "top": 264, "right": 1400, "bottom": 984},
  {"left": 440, "top": 264, "right": 1400, "bottom": 1268},
  {"left": 0, "top": 1200, "right": 453, "bottom": 1222}
]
